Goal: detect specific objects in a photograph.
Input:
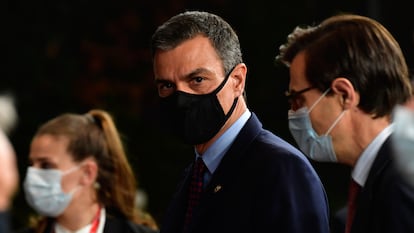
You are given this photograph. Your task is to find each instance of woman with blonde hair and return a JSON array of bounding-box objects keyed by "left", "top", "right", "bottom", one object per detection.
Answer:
[{"left": 19, "top": 109, "right": 158, "bottom": 233}]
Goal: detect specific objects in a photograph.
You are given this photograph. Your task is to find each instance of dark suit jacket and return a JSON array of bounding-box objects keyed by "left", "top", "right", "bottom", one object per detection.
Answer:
[
  {"left": 350, "top": 137, "right": 414, "bottom": 233},
  {"left": 0, "top": 211, "right": 11, "bottom": 233},
  {"left": 160, "top": 113, "right": 330, "bottom": 233}
]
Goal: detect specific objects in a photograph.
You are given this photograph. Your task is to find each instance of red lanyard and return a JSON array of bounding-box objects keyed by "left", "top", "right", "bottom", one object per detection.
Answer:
[
  {"left": 89, "top": 207, "right": 101, "bottom": 233},
  {"left": 53, "top": 207, "right": 101, "bottom": 233}
]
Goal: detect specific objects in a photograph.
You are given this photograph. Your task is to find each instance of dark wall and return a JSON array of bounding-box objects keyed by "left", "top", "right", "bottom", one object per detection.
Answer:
[{"left": 6, "top": 0, "right": 414, "bottom": 229}]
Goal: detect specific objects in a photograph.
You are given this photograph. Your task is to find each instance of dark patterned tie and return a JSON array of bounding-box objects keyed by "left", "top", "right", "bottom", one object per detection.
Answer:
[
  {"left": 183, "top": 157, "right": 206, "bottom": 233},
  {"left": 345, "top": 179, "right": 361, "bottom": 233}
]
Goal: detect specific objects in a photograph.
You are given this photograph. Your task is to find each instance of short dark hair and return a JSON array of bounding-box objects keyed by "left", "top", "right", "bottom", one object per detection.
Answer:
[
  {"left": 277, "top": 13, "right": 412, "bottom": 118},
  {"left": 151, "top": 10, "right": 243, "bottom": 76}
]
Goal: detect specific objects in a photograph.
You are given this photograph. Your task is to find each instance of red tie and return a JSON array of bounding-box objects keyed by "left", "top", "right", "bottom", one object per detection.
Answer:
[
  {"left": 345, "top": 179, "right": 361, "bottom": 233},
  {"left": 183, "top": 157, "right": 206, "bottom": 232}
]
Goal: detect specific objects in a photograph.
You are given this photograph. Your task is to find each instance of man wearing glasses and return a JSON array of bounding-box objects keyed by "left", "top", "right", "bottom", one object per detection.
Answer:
[{"left": 277, "top": 13, "right": 414, "bottom": 233}]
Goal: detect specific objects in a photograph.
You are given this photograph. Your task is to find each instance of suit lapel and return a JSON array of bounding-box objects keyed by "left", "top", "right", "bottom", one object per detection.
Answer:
[
  {"left": 353, "top": 138, "right": 392, "bottom": 231},
  {"left": 205, "top": 113, "right": 261, "bottom": 194},
  {"left": 191, "top": 113, "right": 262, "bottom": 225},
  {"left": 365, "top": 138, "right": 392, "bottom": 186},
  {"left": 166, "top": 113, "right": 262, "bottom": 233},
  {"left": 162, "top": 163, "right": 193, "bottom": 232}
]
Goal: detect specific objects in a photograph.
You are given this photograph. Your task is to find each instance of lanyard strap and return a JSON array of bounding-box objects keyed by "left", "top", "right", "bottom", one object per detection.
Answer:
[{"left": 89, "top": 207, "right": 101, "bottom": 233}]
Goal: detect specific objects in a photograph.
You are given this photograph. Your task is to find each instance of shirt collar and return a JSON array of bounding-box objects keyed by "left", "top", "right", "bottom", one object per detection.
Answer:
[
  {"left": 352, "top": 124, "right": 394, "bottom": 186},
  {"left": 195, "top": 110, "right": 251, "bottom": 174}
]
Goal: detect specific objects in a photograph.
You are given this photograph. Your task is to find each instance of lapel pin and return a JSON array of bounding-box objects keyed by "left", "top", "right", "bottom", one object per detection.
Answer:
[{"left": 214, "top": 185, "right": 222, "bottom": 193}]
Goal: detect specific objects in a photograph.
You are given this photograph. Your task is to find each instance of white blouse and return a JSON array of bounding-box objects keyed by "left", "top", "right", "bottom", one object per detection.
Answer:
[{"left": 54, "top": 208, "right": 106, "bottom": 233}]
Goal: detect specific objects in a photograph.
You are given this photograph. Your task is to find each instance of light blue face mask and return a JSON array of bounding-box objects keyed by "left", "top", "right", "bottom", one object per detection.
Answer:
[
  {"left": 288, "top": 88, "right": 346, "bottom": 162},
  {"left": 23, "top": 165, "right": 81, "bottom": 217},
  {"left": 392, "top": 105, "right": 414, "bottom": 187}
]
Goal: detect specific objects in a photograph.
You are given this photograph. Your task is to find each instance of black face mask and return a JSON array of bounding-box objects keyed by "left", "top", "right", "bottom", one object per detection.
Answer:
[{"left": 159, "top": 72, "right": 238, "bottom": 145}]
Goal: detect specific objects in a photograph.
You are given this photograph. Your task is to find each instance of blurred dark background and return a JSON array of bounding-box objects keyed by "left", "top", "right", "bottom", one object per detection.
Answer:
[{"left": 5, "top": 0, "right": 414, "bottom": 230}]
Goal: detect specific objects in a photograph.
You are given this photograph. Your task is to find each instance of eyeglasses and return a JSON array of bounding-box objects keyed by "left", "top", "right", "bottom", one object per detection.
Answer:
[{"left": 285, "top": 86, "right": 316, "bottom": 111}]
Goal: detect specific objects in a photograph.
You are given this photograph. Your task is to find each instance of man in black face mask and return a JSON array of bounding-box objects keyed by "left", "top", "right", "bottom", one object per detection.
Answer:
[{"left": 151, "top": 11, "right": 330, "bottom": 233}]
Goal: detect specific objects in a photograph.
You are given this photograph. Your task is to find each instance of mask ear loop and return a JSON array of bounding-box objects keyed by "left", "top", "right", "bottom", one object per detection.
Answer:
[
  {"left": 308, "top": 88, "right": 331, "bottom": 113},
  {"left": 61, "top": 162, "right": 84, "bottom": 176},
  {"left": 324, "top": 110, "right": 346, "bottom": 136},
  {"left": 61, "top": 162, "right": 86, "bottom": 195},
  {"left": 212, "top": 65, "right": 238, "bottom": 95}
]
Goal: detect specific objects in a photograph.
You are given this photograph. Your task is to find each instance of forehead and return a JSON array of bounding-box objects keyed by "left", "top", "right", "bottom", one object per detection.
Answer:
[
  {"left": 29, "top": 134, "right": 74, "bottom": 166},
  {"left": 153, "top": 35, "right": 223, "bottom": 80},
  {"left": 289, "top": 52, "right": 311, "bottom": 89}
]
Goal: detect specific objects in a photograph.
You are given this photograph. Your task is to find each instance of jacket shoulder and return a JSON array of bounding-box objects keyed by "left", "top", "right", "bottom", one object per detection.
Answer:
[
  {"left": 104, "top": 214, "right": 159, "bottom": 233},
  {"left": 127, "top": 221, "right": 159, "bottom": 233},
  {"left": 13, "top": 227, "right": 36, "bottom": 233}
]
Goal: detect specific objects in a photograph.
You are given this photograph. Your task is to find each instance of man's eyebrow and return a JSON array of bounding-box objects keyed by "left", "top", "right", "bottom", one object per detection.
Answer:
[
  {"left": 154, "top": 67, "right": 216, "bottom": 84},
  {"left": 187, "top": 67, "right": 215, "bottom": 78},
  {"left": 154, "top": 79, "right": 169, "bottom": 84},
  {"left": 285, "top": 86, "right": 316, "bottom": 98}
]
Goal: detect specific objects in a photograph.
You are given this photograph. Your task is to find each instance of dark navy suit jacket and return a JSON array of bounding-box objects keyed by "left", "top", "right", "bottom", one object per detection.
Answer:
[
  {"left": 350, "top": 137, "right": 414, "bottom": 233},
  {"left": 160, "top": 113, "right": 330, "bottom": 233}
]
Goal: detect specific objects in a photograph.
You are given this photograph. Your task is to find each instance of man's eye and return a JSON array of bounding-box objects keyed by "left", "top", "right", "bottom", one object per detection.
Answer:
[
  {"left": 193, "top": 77, "right": 204, "bottom": 83},
  {"left": 158, "top": 82, "right": 173, "bottom": 90},
  {"left": 157, "top": 81, "right": 176, "bottom": 97}
]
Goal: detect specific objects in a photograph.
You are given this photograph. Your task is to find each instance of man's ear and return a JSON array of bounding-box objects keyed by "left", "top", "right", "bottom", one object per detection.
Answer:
[
  {"left": 230, "top": 63, "right": 247, "bottom": 97},
  {"left": 331, "top": 77, "right": 359, "bottom": 109},
  {"left": 80, "top": 158, "right": 98, "bottom": 186}
]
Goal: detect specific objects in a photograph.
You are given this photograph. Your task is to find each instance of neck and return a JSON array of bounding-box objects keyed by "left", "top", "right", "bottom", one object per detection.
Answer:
[
  {"left": 340, "top": 114, "right": 390, "bottom": 167},
  {"left": 56, "top": 195, "right": 100, "bottom": 231}
]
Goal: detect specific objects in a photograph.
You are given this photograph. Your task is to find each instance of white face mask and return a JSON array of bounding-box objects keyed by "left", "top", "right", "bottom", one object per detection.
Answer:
[
  {"left": 392, "top": 105, "right": 414, "bottom": 187},
  {"left": 23, "top": 165, "right": 81, "bottom": 217},
  {"left": 288, "top": 88, "right": 346, "bottom": 162}
]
